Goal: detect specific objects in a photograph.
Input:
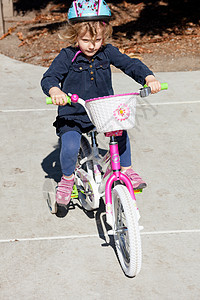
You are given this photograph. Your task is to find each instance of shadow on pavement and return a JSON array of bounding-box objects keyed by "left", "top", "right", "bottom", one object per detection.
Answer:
[{"left": 41, "top": 140, "right": 62, "bottom": 183}]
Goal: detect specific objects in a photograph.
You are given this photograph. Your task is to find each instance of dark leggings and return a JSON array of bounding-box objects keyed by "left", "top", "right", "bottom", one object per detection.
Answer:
[{"left": 60, "top": 130, "right": 132, "bottom": 176}]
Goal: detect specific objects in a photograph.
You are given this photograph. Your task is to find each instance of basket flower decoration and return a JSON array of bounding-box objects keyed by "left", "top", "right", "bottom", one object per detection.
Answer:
[{"left": 113, "top": 103, "right": 130, "bottom": 121}]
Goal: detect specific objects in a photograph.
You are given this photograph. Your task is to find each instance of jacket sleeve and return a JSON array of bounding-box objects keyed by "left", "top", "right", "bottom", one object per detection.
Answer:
[
  {"left": 105, "top": 44, "right": 154, "bottom": 86},
  {"left": 41, "top": 48, "right": 71, "bottom": 96}
]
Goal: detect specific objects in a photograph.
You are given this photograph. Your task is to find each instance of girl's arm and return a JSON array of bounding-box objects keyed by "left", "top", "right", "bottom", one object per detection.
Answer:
[
  {"left": 105, "top": 44, "right": 159, "bottom": 87},
  {"left": 41, "top": 48, "right": 71, "bottom": 97}
]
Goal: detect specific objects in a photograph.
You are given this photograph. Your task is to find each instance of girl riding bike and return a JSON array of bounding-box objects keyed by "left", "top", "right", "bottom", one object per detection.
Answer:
[{"left": 41, "top": 0, "right": 161, "bottom": 208}]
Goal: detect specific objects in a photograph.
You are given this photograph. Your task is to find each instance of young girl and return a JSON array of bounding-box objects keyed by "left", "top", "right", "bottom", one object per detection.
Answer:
[{"left": 41, "top": 0, "right": 161, "bottom": 207}]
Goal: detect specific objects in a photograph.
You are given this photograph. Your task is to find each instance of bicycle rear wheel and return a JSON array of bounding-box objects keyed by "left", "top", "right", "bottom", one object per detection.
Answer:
[
  {"left": 75, "top": 135, "right": 97, "bottom": 211},
  {"left": 112, "top": 184, "right": 142, "bottom": 277}
]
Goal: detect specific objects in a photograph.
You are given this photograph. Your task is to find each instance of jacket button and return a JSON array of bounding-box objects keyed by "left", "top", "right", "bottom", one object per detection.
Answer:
[
  {"left": 91, "top": 77, "right": 94, "bottom": 80},
  {"left": 90, "top": 65, "right": 93, "bottom": 68},
  {"left": 90, "top": 71, "right": 94, "bottom": 75},
  {"left": 79, "top": 67, "right": 83, "bottom": 70}
]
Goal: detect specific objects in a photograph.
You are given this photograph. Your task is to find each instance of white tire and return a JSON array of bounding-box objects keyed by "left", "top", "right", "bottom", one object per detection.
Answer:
[
  {"left": 112, "top": 184, "right": 142, "bottom": 277},
  {"left": 75, "top": 135, "right": 99, "bottom": 211},
  {"left": 43, "top": 178, "right": 57, "bottom": 214}
]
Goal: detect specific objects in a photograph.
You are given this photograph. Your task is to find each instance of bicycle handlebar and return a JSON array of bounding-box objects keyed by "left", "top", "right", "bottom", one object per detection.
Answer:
[{"left": 46, "top": 83, "right": 168, "bottom": 104}]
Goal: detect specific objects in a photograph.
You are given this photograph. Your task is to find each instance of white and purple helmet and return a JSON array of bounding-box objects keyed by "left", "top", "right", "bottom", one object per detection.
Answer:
[{"left": 68, "top": 0, "right": 111, "bottom": 22}]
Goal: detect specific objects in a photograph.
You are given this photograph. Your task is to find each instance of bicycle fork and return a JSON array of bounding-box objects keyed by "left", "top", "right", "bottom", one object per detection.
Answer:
[{"left": 105, "top": 137, "right": 137, "bottom": 228}]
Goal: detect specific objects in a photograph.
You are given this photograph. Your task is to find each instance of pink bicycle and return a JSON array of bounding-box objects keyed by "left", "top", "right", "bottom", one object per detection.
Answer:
[{"left": 46, "top": 83, "right": 168, "bottom": 277}]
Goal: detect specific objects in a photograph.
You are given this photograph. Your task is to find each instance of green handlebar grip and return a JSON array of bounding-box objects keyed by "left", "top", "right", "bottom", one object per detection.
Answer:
[
  {"left": 46, "top": 97, "right": 53, "bottom": 104},
  {"left": 144, "top": 82, "right": 168, "bottom": 90},
  {"left": 46, "top": 95, "right": 71, "bottom": 105},
  {"left": 160, "top": 83, "right": 168, "bottom": 90}
]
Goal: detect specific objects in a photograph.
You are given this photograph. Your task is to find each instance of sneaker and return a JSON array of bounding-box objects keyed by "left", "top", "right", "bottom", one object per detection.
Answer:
[
  {"left": 56, "top": 175, "right": 75, "bottom": 207},
  {"left": 122, "top": 168, "right": 147, "bottom": 190}
]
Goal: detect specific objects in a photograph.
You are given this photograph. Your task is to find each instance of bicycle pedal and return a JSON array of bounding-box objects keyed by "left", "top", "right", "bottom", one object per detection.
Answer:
[
  {"left": 134, "top": 189, "right": 142, "bottom": 194},
  {"left": 71, "top": 185, "right": 79, "bottom": 199}
]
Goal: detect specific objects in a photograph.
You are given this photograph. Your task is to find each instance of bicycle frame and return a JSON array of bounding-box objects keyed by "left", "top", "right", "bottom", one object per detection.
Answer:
[
  {"left": 105, "top": 135, "right": 137, "bottom": 227},
  {"left": 77, "top": 130, "right": 138, "bottom": 228}
]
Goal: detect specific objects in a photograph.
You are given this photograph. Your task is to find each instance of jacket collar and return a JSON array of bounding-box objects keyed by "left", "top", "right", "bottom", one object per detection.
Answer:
[{"left": 71, "top": 46, "right": 105, "bottom": 63}]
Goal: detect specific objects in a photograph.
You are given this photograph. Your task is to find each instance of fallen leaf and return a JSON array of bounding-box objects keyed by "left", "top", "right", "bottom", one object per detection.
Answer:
[{"left": 17, "top": 32, "right": 24, "bottom": 41}]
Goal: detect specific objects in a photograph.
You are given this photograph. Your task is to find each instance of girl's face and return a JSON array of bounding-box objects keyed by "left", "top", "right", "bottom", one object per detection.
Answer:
[{"left": 77, "top": 27, "right": 103, "bottom": 59}]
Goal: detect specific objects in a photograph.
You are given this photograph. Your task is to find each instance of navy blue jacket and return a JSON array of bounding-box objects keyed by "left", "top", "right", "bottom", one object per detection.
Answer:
[{"left": 41, "top": 44, "right": 154, "bottom": 136}]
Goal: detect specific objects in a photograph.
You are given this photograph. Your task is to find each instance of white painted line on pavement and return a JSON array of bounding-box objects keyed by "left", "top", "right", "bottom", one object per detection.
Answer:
[
  {"left": 0, "top": 100, "right": 200, "bottom": 113},
  {"left": 0, "top": 234, "right": 99, "bottom": 243},
  {"left": 139, "top": 100, "right": 200, "bottom": 106},
  {"left": 0, "top": 229, "right": 200, "bottom": 244},
  {"left": 141, "top": 229, "right": 200, "bottom": 235},
  {"left": 0, "top": 108, "right": 56, "bottom": 113}
]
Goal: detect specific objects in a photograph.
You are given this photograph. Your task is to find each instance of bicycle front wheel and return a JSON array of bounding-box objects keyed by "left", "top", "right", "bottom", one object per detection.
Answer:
[{"left": 112, "top": 184, "right": 142, "bottom": 277}]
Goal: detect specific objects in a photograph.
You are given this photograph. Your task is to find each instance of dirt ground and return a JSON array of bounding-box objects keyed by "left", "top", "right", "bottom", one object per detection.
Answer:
[{"left": 0, "top": 1, "right": 200, "bottom": 72}]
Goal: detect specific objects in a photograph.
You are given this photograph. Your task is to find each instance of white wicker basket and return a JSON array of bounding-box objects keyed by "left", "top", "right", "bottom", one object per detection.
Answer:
[{"left": 85, "top": 94, "right": 137, "bottom": 133}]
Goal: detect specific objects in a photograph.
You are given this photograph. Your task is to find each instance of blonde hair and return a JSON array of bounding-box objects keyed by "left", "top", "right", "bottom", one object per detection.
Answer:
[{"left": 61, "top": 21, "right": 113, "bottom": 46}]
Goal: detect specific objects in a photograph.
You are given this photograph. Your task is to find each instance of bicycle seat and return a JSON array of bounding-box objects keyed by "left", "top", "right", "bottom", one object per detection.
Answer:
[{"left": 104, "top": 130, "right": 123, "bottom": 137}]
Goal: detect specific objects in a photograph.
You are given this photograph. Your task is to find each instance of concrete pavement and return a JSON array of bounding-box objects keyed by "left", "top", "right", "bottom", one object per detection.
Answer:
[{"left": 0, "top": 54, "right": 200, "bottom": 299}]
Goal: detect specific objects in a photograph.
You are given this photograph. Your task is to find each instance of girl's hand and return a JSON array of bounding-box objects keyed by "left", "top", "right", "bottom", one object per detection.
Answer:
[
  {"left": 145, "top": 75, "right": 161, "bottom": 94},
  {"left": 49, "top": 87, "right": 68, "bottom": 106}
]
